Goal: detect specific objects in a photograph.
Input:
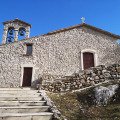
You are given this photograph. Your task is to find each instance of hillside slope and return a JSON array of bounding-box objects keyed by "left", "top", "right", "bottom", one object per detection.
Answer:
[{"left": 47, "top": 82, "right": 120, "bottom": 120}]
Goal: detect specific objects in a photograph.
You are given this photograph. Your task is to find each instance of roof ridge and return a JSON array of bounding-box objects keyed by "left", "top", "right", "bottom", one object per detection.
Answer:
[{"left": 45, "top": 23, "right": 120, "bottom": 39}]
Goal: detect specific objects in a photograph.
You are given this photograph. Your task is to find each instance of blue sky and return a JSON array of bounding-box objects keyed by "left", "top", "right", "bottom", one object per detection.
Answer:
[{"left": 0, "top": 0, "right": 120, "bottom": 43}]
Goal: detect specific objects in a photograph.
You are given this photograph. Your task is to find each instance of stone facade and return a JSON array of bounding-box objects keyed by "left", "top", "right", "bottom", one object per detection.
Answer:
[{"left": 0, "top": 20, "right": 120, "bottom": 88}]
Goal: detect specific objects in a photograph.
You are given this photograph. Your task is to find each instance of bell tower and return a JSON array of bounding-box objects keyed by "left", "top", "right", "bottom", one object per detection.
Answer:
[{"left": 2, "top": 18, "right": 31, "bottom": 44}]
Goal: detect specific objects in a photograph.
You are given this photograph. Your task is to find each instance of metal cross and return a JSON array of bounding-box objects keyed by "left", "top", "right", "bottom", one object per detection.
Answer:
[{"left": 81, "top": 17, "right": 85, "bottom": 23}]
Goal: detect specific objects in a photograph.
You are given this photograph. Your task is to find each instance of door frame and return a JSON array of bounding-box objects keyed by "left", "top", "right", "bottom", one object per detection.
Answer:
[
  {"left": 81, "top": 49, "right": 98, "bottom": 70},
  {"left": 20, "top": 64, "right": 35, "bottom": 87}
]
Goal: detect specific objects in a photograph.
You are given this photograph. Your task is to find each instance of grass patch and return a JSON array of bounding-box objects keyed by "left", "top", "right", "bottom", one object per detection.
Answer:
[{"left": 47, "top": 83, "right": 120, "bottom": 120}]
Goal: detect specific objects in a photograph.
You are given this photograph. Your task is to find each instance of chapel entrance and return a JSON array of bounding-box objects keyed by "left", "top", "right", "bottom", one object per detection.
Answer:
[
  {"left": 22, "top": 67, "right": 33, "bottom": 87},
  {"left": 83, "top": 52, "right": 94, "bottom": 69}
]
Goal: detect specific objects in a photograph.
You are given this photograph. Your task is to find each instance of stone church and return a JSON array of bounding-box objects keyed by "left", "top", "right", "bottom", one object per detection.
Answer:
[{"left": 0, "top": 19, "right": 120, "bottom": 88}]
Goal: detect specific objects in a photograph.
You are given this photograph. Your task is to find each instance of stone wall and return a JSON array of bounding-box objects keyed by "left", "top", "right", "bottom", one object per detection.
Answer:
[
  {"left": 42, "top": 64, "right": 120, "bottom": 92},
  {"left": 0, "top": 26, "right": 120, "bottom": 87}
]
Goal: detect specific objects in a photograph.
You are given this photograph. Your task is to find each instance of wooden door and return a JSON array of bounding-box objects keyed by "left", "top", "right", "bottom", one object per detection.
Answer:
[
  {"left": 22, "top": 67, "right": 32, "bottom": 87},
  {"left": 83, "top": 52, "right": 94, "bottom": 69}
]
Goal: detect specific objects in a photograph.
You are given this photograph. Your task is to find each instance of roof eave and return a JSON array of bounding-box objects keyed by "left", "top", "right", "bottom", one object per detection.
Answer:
[{"left": 3, "top": 19, "right": 31, "bottom": 28}]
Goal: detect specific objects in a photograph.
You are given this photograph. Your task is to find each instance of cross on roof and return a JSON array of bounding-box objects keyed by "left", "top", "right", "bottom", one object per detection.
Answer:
[{"left": 81, "top": 17, "right": 85, "bottom": 23}]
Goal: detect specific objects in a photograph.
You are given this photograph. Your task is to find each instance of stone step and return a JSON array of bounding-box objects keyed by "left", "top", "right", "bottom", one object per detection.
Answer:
[
  {"left": 0, "top": 101, "right": 46, "bottom": 106},
  {"left": 0, "top": 112, "right": 53, "bottom": 120},
  {"left": 0, "top": 90, "right": 39, "bottom": 94},
  {"left": 0, "top": 93, "right": 41, "bottom": 97},
  {"left": 0, "top": 88, "right": 53, "bottom": 120},
  {"left": 0, "top": 106, "right": 50, "bottom": 113},
  {"left": 0, "top": 88, "right": 32, "bottom": 90},
  {"left": 0, "top": 97, "right": 43, "bottom": 101}
]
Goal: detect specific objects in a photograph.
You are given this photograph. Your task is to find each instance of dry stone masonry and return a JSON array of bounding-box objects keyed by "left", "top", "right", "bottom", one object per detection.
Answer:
[{"left": 42, "top": 64, "right": 120, "bottom": 92}]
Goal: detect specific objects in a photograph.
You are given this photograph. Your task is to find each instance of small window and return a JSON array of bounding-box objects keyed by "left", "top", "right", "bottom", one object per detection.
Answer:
[{"left": 26, "top": 44, "right": 33, "bottom": 55}]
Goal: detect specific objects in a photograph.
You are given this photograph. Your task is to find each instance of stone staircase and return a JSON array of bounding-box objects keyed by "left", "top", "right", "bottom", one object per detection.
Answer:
[{"left": 0, "top": 88, "right": 53, "bottom": 120}]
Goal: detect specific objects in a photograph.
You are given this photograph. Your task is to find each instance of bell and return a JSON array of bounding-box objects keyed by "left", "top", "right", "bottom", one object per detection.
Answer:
[
  {"left": 9, "top": 29, "right": 13, "bottom": 35},
  {"left": 8, "top": 39, "right": 12, "bottom": 43},
  {"left": 7, "top": 36, "right": 13, "bottom": 43},
  {"left": 19, "top": 30, "right": 24, "bottom": 36}
]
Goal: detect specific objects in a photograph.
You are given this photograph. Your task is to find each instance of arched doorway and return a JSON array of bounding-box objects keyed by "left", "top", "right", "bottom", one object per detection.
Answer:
[{"left": 83, "top": 52, "right": 94, "bottom": 69}]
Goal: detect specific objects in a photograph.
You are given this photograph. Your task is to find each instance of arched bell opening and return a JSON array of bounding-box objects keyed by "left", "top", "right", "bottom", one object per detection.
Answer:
[
  {"left": 18, "top": 27, "right": 26, "bottom": 40},
  {"left": 6, "top": 27, "right": 15, "bottom": 43}
]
